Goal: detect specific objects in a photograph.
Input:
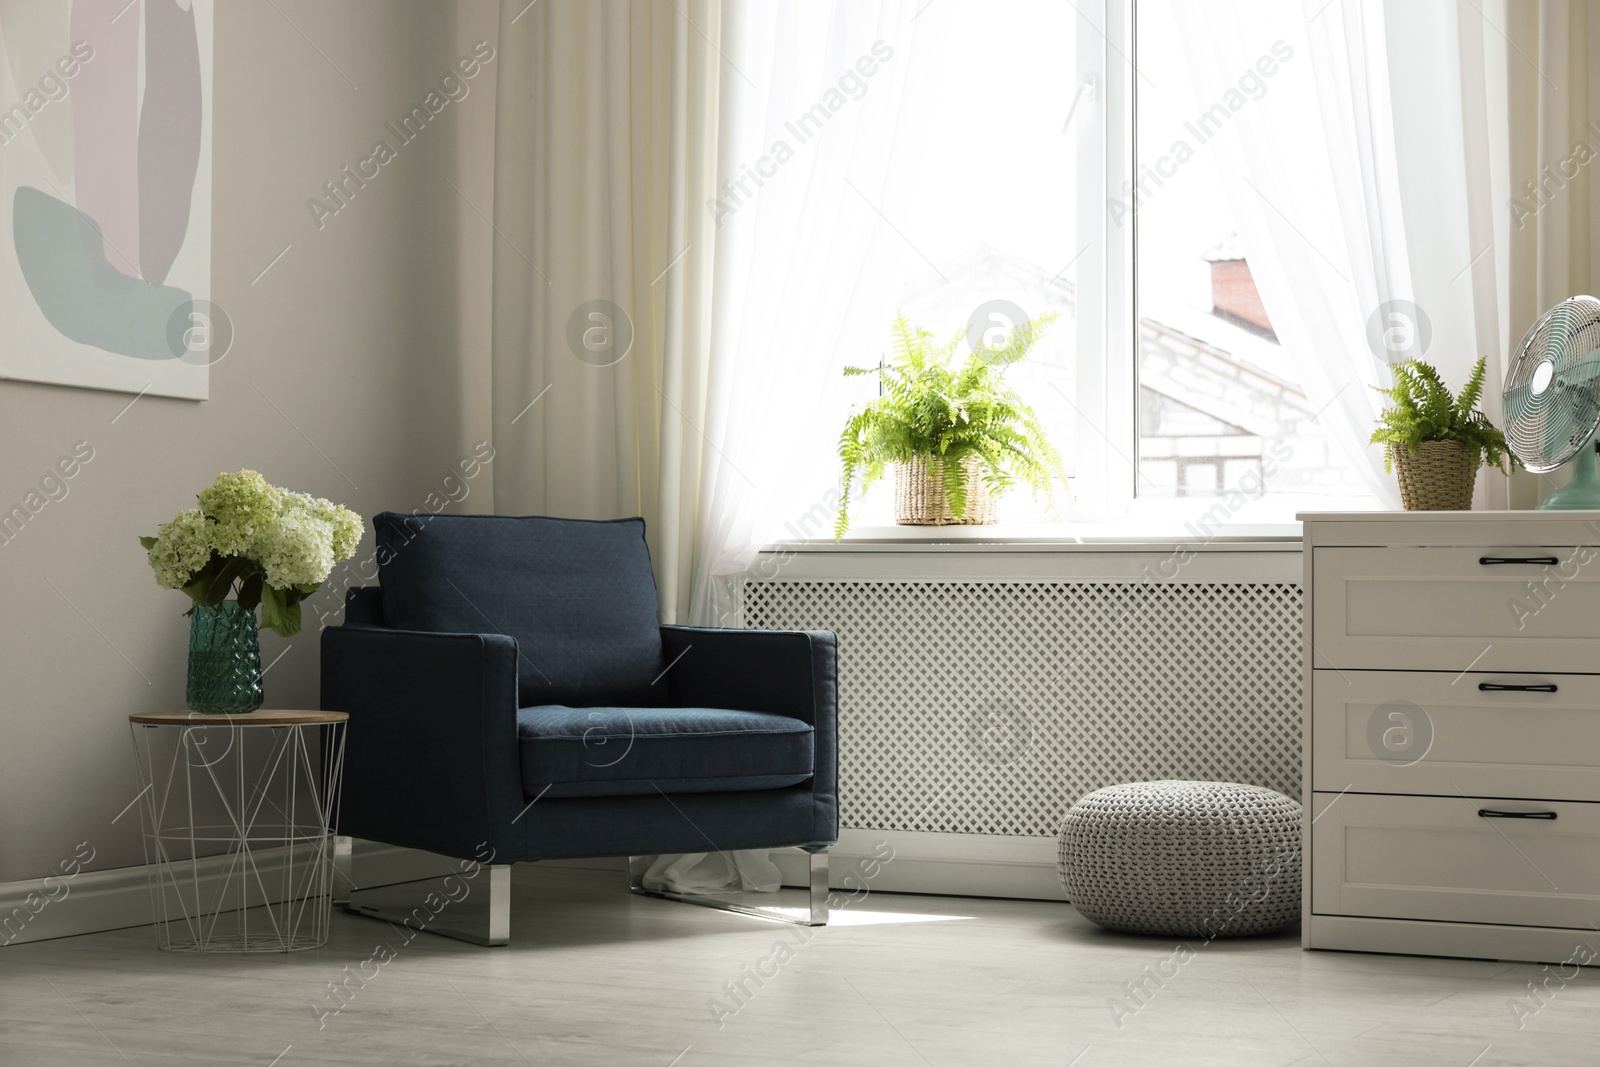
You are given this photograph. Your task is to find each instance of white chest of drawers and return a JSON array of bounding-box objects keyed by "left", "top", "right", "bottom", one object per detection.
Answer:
[{"left": 1302, "top": 511, "right": 1600, "bottom": 964}]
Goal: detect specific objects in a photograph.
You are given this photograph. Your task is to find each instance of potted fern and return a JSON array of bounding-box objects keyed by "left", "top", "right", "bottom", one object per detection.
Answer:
[
  {"left": 1370, "top": 356, "right": 1511, "bottom": 510},
  {"left": 834, "top": 312, "right": 1065, "bottom": 537}
]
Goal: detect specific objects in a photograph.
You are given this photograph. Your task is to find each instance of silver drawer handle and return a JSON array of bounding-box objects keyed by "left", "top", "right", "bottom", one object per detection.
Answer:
[
  {"left": 1478, "top": 682, "right": 1559, "bottom": 693},
  {"left": 1479, "top": 555, "right": 1559, "bottom": 566},
  {"left": 1478, "top": 808, "right": 1558, "bottom": 820}
]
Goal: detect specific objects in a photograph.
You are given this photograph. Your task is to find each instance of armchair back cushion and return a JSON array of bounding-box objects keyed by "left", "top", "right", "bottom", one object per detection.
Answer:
[{"left": 373, "top": 513, "right": 665, "bottom": 707}]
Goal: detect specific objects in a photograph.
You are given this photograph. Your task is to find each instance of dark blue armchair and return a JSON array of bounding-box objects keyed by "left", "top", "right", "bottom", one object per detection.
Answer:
[{"left": 321, "top": 513, "right": 838, "bottom": 945}]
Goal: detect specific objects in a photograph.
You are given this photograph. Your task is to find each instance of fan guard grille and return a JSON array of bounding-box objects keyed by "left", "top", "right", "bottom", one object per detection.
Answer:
[{"left": 1503, "top": 295, "right": 1600, "bottom": 473}]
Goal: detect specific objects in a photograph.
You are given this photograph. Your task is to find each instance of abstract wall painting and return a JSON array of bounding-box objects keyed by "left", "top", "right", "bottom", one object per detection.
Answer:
[{"left": 0, "top": 0, "right": 214, "bottom": 400}]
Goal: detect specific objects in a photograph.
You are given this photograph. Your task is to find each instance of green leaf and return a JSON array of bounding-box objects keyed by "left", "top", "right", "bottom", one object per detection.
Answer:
[
  {"left": 1370, "top": 356, "right": 1511, "bottom": 473},
  {"left": 236, "top": 573, "right": 264, "bottom": 612},
  {"left": 204, "top": 557, "right": 255, "bottom": 606},
  {"left": 261, "top": 584, "right": 288, "bottom": 636},
  {"left": 180, "top": 553, "right": 224, "bottom": 604},
  {"left": 260, "top": 584, "right": 306, "bottom": 637},
  {"left": 138, "top": 536, "right": 157, "bottom": 550},
  {"left": 834, "top": 310, "right": 1068, "bottom": 537}
]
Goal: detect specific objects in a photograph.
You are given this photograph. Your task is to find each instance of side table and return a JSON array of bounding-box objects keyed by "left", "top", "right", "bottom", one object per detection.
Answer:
[{"left": 127, "top": 709, "right": 348, "bottom": 952}]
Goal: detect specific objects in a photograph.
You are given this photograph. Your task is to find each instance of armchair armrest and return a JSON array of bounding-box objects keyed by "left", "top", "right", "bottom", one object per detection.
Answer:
[
  {"left": 321, "top": 624, "right": 524, "bottom": 861},
  {"left": 659, "top": 626, "right": 836, "bottom": 723},
  {"left": 659, "top": 625, "right": 838, "bottom": 849}
]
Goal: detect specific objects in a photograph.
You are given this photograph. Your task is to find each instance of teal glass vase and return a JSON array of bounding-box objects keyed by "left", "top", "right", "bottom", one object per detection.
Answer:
[{"left": 186, "top": 601, "right": 264, "bottom": 714}]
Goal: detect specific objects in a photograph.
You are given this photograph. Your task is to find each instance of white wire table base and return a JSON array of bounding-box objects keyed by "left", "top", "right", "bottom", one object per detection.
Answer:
[{"left": 128, "top": 712, "right": 347, "bottom": 953}]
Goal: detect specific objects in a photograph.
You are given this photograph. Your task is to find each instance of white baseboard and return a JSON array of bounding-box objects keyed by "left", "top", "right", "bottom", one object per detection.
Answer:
[
  {"left": 0, "top": 841, "right": 456, "bottom": 948},
  {"left": 829, "top": 829, "right": 1066, "bottom": 901},
  {"left": 2, "top": 831, "right": 1068, "bottom": 947}
]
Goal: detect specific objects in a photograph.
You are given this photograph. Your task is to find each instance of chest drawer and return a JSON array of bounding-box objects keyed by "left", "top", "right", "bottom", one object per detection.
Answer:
[
  {"left": 1311, "top": 792, "right": 1600, "bottom": 929},
  {"left": 1312, "top": 546, "right": 1600, "bottom": 672},
  {"left": 1312, "top": 670, "right": 1600, "bottom": 801}
]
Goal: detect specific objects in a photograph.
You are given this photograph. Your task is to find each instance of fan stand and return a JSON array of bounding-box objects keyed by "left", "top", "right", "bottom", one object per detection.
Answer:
[{"left": 1540, "top": 440, "right": 1600, "bottom": 509}]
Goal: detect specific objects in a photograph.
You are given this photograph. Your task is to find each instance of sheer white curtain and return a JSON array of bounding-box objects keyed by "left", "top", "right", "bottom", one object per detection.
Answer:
[
  {"left": 1376, "top": 0, "right": 1514, "bottom": 510},
  {"left": 688, "top": 0, "right": 916, "bottom": 625},
  {"left": 492, "top": 0, "right": 916, "bottom": 625},
  {"left": 1172, "top": 0, "right": 1524, "bottom": 510},
  {"left": 1172, "top": 1, "right": 1405, "bottom": 507}
]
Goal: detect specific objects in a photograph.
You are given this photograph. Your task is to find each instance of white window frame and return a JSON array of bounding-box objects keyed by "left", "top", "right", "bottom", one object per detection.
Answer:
[
  {"left": 832, "top": 0, "right": 1318, "bottom": 541},
  {"left": 1069, "top": 0, "right": 1137, "bottom": 521}
]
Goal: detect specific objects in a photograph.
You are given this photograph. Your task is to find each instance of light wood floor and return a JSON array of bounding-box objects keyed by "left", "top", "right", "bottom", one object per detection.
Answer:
[{"left": 1, "top": 865, "right": 1595, "bottom": 1066}]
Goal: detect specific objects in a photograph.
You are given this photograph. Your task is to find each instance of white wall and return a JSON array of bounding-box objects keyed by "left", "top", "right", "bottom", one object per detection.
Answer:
[{"left": 0, "top": 0, "right": 497, "bottom": 887}]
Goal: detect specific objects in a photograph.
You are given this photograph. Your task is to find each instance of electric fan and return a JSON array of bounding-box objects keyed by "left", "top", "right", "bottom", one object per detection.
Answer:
[{"left": 1503, "top": 295, "right": 1600, "bottom": 509}]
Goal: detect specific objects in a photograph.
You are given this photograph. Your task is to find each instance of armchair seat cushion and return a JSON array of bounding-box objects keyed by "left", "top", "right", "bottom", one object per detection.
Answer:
[{"left": 517, "top": 705, "right": 815, "bottom": 798}]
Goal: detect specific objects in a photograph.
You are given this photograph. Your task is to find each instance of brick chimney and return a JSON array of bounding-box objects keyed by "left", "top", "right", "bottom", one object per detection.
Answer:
[{"left": 1203, "top": 235, "right": 1275, "bottom": 339}]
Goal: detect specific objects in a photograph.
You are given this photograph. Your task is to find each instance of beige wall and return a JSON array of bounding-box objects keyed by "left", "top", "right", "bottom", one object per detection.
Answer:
[{"left": 0, "top": 0, "right": 497, "bottom": 883}]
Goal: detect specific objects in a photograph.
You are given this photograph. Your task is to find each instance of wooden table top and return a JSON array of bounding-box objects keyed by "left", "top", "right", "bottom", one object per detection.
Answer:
[{"left": 128, "top": 709, "right": 348, "bottom": 726}]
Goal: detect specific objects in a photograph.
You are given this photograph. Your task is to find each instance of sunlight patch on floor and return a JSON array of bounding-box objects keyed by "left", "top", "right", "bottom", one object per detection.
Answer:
[{"left": 828, "top": 909, "right": 974, "bottom": 926}]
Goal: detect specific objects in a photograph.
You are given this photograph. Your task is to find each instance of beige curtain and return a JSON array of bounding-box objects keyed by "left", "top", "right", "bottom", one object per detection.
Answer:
[
  {"left": 1500, "top": 0, "right": 1600, "bottom": 505},
  {"left": 1375, "top": 0, "right": 1600, "bottom": 509},
  {"left": 490, "top": 0, "right": 719, "bottom": 622},
  {"left": 1382, "top": 0, "right": 1516, "bottom": 510}
]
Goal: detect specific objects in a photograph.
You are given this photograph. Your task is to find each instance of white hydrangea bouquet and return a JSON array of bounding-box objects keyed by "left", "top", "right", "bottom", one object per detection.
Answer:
[{"left": 140, "top": 470, "right": 362, "bottom": 637}]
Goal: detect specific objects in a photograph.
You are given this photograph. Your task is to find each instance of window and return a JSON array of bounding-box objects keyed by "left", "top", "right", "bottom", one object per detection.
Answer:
[
  {"left": 839, "top": 0, "right": 1084, "bottom": 528},
  {"left": 1133, "top": 1, "right": 1373, "bottom": 518},
  {"left": 835, "top": 0, "right": 1376, "bottom": 532}
]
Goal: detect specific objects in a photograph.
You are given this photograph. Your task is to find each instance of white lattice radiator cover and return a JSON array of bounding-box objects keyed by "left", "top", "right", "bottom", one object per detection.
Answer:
[{"left": 744, "top": 579, "right": 1302, "bottom": 838}]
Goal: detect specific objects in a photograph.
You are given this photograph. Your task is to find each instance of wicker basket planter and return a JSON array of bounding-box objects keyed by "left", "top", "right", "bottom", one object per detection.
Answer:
[
  {"left": 894, "top": 454, "right": 997, "bottom": 526},
  {"left": 1391, "top": 441, "right": 1478, "bottom": 511}
]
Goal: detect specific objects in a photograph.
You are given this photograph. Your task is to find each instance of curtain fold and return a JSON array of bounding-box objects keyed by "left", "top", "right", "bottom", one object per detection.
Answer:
[
  {"left": 1172, "top": 1, "right": 1420, "bottom": 508},
  {"left": 490, "top": 0, "right": 718, "bottom": 621},
  {"left": 1381, "top": 0, "right": 1513, "bottom": 508},
  {"left": 1176, "top": 0, "right": 1600, "bottom": 512},
  {"left": 1501, "top": 0, "right": 1600, "bottom": 505},
  {"left": 687, "top": 0, "right": 916, "bottom": 626},
  {"left": 1453, "top": 0, "right": 1513, "bottom": 508},
  {"left": 1170, "top": 2, "right": 1398, "bottom": 506},
  {"left": 493, "top": 0, "right": 915, "bottom": 625}
]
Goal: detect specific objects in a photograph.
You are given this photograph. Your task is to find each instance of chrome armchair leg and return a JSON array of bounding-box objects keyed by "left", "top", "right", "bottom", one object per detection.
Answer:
[
  {"left": 483, "top": 864, "right": 511, "bottom": 945},
  {"left": 628, "top": 850, "right": 829, "bottom": 927},
  {"left": 332, "top": 835, "right": 354, "bottom": 906},
  {"left": 810, "top": 850, "right": 830, "bottom": 926},
  {"left": 341, "top": 864, "right": 512, "bottom": 946}
]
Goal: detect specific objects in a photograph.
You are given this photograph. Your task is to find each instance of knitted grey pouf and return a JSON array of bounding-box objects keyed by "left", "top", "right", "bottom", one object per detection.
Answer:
[{"left": 1057, "top": 780, "right": 1301, "bottom": 937}]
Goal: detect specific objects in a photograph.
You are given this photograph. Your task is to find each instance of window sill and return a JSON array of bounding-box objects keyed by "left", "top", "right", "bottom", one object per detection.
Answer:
[{"left": 767, "top": 520, "right": 1304, "bottom": 552}]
